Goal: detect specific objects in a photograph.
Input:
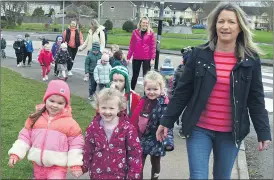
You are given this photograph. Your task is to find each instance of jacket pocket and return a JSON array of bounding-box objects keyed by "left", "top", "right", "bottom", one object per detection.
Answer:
[{"left": 241, "top": 73, "right": 250, "bottom": 82}]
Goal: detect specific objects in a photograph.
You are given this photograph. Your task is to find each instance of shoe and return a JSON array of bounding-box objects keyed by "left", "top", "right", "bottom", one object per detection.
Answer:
[
  {"left": 42, "top": 78, "right": 46, "bottom": 81},
  {"left": 28, "top": 64, "right": 31, "bottom": 67},
  {"left": 88, "top": 95, "right": 95, "bottom": 101},
  {"left": 17, "top": 64, "right": 21, "bottom": 67},
  {"left": 68, "top": 71, "right": 73, "bottom": 76},
  {"left": 45, "top": 75, "right": 48, "bottom": 80},
  {"left": 178, "top": 129, "right": 186, "bottom": 139}
]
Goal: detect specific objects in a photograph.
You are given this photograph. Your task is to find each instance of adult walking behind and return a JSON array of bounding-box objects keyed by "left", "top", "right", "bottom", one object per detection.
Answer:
[
  {"left": 79, "top": 19, "right": 106, "bottom": 55},
  {"left": 63, "top": 20, "right": 84, "bottom": 76},
  {"left": 127, "top": 17, "right": 156, "bottom": 90},
  {"left": 156, "top": 3, "right": 272, "bottom": 179}
]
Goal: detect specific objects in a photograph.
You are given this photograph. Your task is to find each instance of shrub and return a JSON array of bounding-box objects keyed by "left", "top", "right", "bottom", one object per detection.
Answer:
[
  {"left": 16, "top": 18, "right": 23, "bottom": 26},
  {"left": 122, "top": 20, "right": 135, "bottom": 32},
  {"left": 103, "top": 19, "right": 113, "bottom": 30},
  {"left": 1, "top": 20, "right": 8, "bottom": 28}
]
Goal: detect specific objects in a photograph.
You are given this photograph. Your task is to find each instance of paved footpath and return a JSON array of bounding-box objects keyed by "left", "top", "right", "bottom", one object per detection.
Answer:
[{"left": 1, "top": 57, "right": 249, "bottom": 179}]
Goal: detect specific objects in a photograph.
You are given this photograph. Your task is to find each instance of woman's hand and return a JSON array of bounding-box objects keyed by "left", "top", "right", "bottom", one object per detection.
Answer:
[
  {"left": 156, "top": 125, "right": 168, "bottom": 142},
  {"left": 258, "top": 140, "right": 271, "bottom": 151}
]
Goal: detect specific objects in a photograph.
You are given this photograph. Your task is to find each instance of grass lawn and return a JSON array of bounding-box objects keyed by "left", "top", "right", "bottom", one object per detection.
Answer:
[{"left": 1, "top": 67, "right": 95, "bottom": 179}]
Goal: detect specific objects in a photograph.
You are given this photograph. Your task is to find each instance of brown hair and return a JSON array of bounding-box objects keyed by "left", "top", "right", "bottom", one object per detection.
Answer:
[
  {"left": 29, "top": 105, "right": 47, "bottom": 128},
  {"left": 114, "top": 50, "right": 123, "bottom": 60}
]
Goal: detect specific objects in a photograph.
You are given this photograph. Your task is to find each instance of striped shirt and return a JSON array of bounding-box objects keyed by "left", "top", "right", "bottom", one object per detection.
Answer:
[{"left": 196, "top": 51, "right": 237, "bottom": 132}]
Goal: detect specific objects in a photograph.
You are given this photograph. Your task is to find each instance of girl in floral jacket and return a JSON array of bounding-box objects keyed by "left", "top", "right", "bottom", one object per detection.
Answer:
[
  {"left": 8, "top": 80, "right": 84, "bottom": 179},
  {"left": 130, "top": 71, "right": 174, "bottom": 180},
  {"left": 82, "top": 88, "right": 143, "bottom": 179}
]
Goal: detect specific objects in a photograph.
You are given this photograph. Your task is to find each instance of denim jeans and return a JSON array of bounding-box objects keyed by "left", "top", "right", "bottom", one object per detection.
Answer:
[
  {"left": 89, "top": 73, "right": 97, "bottom": 96},
  {"left": 186, "top": 126, "right": 240, "bottom": 179}
]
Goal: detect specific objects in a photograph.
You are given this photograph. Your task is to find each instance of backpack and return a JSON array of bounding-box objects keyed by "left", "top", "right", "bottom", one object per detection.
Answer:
[{"left": 98, "top": 28, "right": 107, "bottom": 41}]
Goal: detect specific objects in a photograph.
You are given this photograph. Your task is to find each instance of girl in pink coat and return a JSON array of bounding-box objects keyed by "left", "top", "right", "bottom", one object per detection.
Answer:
[
  {"left": 38, "top": 43, "right": 54, "bottom": 81},
  {"left": 127, "top": 16, "right": 156, "bottom": 90},
  {"left": 8, "top": 80, "right": 84, "bottom": 179},
  {"left": 82, "top": 88, "right": 143, "bottom": 179}
]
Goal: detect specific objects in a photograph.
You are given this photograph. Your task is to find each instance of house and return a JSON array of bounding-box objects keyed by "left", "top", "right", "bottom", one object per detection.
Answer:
[
  {"left": 100, "top": 0, "right": 137, "bottom": 28},
  {"left": 241, "top": 6, "right": 269, "bottom": 29},
  {"left": 25, "top": 2, "right": 61, "bottom": 15}
]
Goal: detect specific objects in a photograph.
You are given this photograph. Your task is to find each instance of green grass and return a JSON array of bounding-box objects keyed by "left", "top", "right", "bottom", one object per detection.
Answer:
[
  {"left": 1, "top": 67, "right": 95, "bottom": 179},
  {"left": 259, "top": 44, "right": 273, "bottom": 59}
]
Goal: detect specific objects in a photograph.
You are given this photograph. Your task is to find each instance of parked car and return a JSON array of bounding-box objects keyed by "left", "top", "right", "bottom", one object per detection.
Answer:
[
  {"left": 192, "top": 24, "right": 206, "bottom": 29},
  {"left": 151, "top": 22, "right": 158, "bottom": 28},
  {"left": 255, "top": 26, "right": 268, "bottom": 31},
  {"left": 163, "top": 21, "right": 170, "bottom": 27}
]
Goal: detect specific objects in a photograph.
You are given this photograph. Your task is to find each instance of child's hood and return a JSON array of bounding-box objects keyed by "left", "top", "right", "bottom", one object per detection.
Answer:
[{"left": 55, "top": 35, "right": 64, "bottom": 42}]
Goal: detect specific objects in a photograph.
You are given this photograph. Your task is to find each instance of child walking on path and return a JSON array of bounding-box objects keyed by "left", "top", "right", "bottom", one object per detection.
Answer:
[
  {"left": 51, "top": 35, "right": 64, "bottom": 76},
  {"left": 130, "top": 71, "right": 174, "bottom": 180},
  {"left": 54, "top": 43, "right": 72, "bottom": 81},
  {"left": 112, "top": 50, "right": 128, "bottom": 68},
  {"left": 13, "top": 35, "right": 26, "bottom": 67},
  {"left": 24, "top": 33, "right": 34, "bottom": 67},
  {"left": 82, "top": 88, "right": 143, "bottom": 179},
  {"left": 38, "top": 44, "right": 54, "bottom": 81},
  {"left": 93, "top": 53, "right": 112, "bottom": 90},
  {"left": 1, "top": 34, "right": 7, "bottom": 58},
  {"left": 84, "top": 42, "right": 102, "bottom": 101},
  {"left": 8, "top": 80, "right": 84, "bottom": 179}
]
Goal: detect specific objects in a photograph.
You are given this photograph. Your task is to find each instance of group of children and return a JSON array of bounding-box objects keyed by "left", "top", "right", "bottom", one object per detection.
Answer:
[
  {"left": 8, "top": 34, "right": 194, "bottom": 179},
  {"left": 84, "top": 42, "right": 129, "bottom": 101}
]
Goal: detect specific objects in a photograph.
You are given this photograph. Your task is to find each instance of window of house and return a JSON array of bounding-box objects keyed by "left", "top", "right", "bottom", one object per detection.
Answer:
[
  {"left": 154, "top": 10, "right": 158, "bottom": 13},
  {"left": 165, "top": 11, "right": 170, "bottom": 15}
]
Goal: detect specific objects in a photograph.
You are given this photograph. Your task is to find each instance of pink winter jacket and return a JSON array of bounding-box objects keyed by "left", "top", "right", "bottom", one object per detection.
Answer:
[
  {"left": 127, "top": 29, "right": 156, "bottom": 60},
  {"left": 8, "top": 104, "right": 84, "bottom": 168}
]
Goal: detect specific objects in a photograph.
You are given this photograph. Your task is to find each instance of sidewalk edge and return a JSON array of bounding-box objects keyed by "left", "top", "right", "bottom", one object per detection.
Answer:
[{"left": 238, "top": 141, "right": 250, "bottom": 179}]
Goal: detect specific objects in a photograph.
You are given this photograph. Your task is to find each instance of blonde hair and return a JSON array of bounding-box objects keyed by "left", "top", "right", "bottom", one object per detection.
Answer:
[
  {"left": 96, "top": 88, "right": 126, "bottom": 111},
  {"left": 90, "top": 19, "right": 100, "bottom": 33},
  {"left": 137, "top": 16, "right": 153, "bottom": 33},
  {"left": 111, "top": 44, "right": 120, "bottom": 51},
  {"left": 144, "top": 70, "right": 165, "bottom": 91},
  {"left": 204, "top": 2, "right": 264, "bottom": 59}
]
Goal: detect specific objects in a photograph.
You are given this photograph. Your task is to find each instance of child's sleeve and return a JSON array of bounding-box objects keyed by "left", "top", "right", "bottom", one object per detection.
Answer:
[
  {"left": 150, "top": 33, "right": 156, "bottom": 60},
  {"left": 82, "top": 124, "right": 95, "bottom": 173},
  {"left": 84, "top": 56, "right": 90, "bottom": 74},
  {"left": 13, "top": 42, "right": 18, "bottom": 50},
  {"left": 93, "top": 65, "right": 99, "bottom": 82},
  {"left": 38, "top": 51, "right": 43, "bottom": 65},
  {"left": 8, "top": 119, "right": 32, "bottom": 160},
  {"left": 126, "top": 125, "right": 143, "bottom": 179},
  {"left": 67, "top": 121, "right": 84, "bottom": 168}
]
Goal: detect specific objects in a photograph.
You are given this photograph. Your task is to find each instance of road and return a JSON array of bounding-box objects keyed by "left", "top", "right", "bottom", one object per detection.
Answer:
[{"left": 2, "top": 31, "right": 273, "bottom": 179}]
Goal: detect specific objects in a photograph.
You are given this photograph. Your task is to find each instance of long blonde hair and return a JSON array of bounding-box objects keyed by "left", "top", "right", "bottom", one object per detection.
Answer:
[
  {"left": 90, "top": 19, "right": 100, "bottom": 33},
  {"left": 204, "top": 2, "right": 264, "bottom": 59},
  {"left": 137, "top": 16, "right": 153, "bottom": 33}
]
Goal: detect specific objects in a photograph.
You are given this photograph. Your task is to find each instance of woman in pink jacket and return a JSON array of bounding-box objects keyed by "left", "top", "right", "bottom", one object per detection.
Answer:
[
  {"left": 8, "top": 80, "right": 84, "bottom": 179},
  {"left": 127, "top": 17, "right": 156, "bottom": 90}
]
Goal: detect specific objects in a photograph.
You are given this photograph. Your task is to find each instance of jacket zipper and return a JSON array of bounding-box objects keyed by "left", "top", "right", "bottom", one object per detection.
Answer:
[
  {"left": 232, "top": 71, "right": 238, "bottom": 148},
  {"left": 40, "top": 117, "right": 51, "bottom": 166}
]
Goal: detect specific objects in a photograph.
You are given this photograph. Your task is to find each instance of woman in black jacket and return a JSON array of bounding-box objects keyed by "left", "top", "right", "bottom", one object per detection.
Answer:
[{"left": 156, "top": 2, "right": 271, "bottom": 179}]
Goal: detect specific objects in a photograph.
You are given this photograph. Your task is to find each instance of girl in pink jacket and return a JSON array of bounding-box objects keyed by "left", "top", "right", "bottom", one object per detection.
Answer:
[
  {"left": 8, "top": 80, "right": 84, "bottom": 179},
  {"left": 127, "top": 16, "right": 156, "bottom": 90},
  {"left": 38, "top": 43, "right": 54, "bottom": 81},
  {"left": 82, "top": 88, "right": 143, "bottom": 179}
]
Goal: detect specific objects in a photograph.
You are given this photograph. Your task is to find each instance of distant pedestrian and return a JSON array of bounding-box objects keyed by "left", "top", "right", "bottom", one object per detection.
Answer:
[
  {"left": 62, "top": 20, "right": 84, "bottom": 76},
  {"left": 24, "top": 33, "right": 34, "bottom": 67},
  {"left": 156, "top": 3, "right": 272, "bottom": 179},
  {"left": 93, "top": 53, "right": 112, "bottom": 90},
  {"left": 112, "top": 50, "right": 127, "bottom": 68},
  {"left": 127, "top": 16, "right": 156, "bottom": 90},
  {"left": 84, "top": 42, "right": 102, "bottom": 101},
  {"left": 54, "top": 43, "right": 72, "bottom": 81},
  {"left": 38, "top": 44, "right": 54, "bottom": 81},
  {"left": 51, "top": 35, "right": 64, "bottom": 76},
  {"left": 13, "top": 35, "right": 26, "bottom": 67},
  {"left": 79, "top": 19, "right": 106, "bottom": 55},
  {"left": 1, "top": 34, "right": 6, "bottom": 58}
]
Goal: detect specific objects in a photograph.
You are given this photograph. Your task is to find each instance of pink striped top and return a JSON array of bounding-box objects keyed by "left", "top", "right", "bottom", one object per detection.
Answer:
[{"left": 196, "top": 51, "right": 237, "bottom": 132}]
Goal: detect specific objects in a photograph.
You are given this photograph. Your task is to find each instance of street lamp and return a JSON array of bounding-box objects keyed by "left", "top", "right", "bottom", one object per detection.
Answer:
[{"left": 154, "top": 0, "right": 164, "bottom": 70}]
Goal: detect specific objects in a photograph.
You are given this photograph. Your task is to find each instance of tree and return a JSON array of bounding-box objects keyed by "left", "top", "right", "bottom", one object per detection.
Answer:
[
  {"left": 66, "top": 1, "right": 98, "bottom": 16},
  {"left": 104, "top": 19, "right": 113, "bottom": 30},
  {"left": 1, "top": 1, "right": 26, "bottom": 27},
  {"left": 261, "top": 1, "right": 273, "bottom": 31},
  {"left": 48, "top": 8, "right": 55, "bottom": 17},
  {"left": 32, "top": 7, "right": 45, "bottom": 17}
]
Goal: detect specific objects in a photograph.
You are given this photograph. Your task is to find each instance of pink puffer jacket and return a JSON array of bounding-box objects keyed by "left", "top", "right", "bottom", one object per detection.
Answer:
[{"left": 127, "top": 29, "right": 156, "bottom": 60}]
